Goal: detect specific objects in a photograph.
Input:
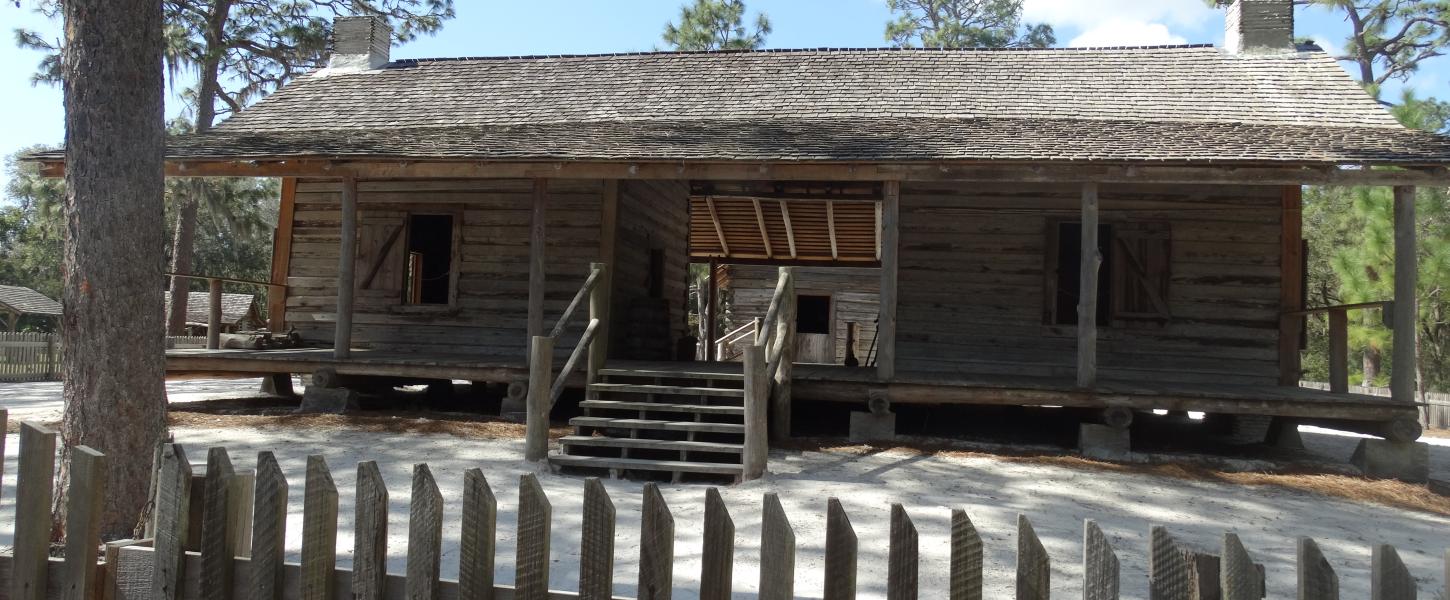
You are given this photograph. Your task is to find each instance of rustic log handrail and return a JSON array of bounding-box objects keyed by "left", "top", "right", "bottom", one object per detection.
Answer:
[
  {"left": 549, "top": 267, "right": 603, "bottom": 340},
  {"left": 714, "top": 318, "right": 760, "bottom": 361},
  {"left": 748, "top": 267, "right": 796, "bottom": 444},
  {"left": 1282, "top": 301, "right": 1391, "bottom": 316},
  {"left": 526, "top": 263, "right": 610, "bottom": 462},
  {"left": 1285, "top": 300, "right": 1393, "bottom": 395},
  {"left": 164, "top": 271, "right": 284, "bottom": 289},
  {"left": 164, "top": 272, "right": 285, "bottom": 350},
  {"left": 550, "top": 318, "right": 600, "bottom": 407}
]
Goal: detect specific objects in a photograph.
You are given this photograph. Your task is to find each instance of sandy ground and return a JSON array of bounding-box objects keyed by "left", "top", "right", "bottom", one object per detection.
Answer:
[{"left": 0, "top": 380, "right": 1446, "bottom": 599}]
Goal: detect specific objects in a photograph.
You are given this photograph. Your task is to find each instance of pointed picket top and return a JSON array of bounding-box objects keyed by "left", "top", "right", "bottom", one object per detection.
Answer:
[
  {"left": 700, "top": 488, "right": 735, "bottom": 600},
  {"left": 152, "top": 442, "right": 192, "bottom": 600},
  {"left": 759, "top": 492, "right": 796, "bottom": 600},
  {"left": 61, "top": 445, "right": 105, "bottom": 600},
  {"left": 515, "top": 473, "right": 552, "bottom": 600},
  {"left": 1149, "top": 526, "right": 1191, "bottom": 600},
  {"left": 951, "top": 509, "right": 984, "bottom": 600},
  {"left": 888, "top": 504, "right": 919, "bottom": 600},
  {"left": 353, "top": 461, "right": 389, "bottom": 600},
  {"left": 1370, "top": 544, "right": 1415, "bottom": 600},
  {"left": 1016, "top": 514, "right": 1050, "bottom": 600},
  {"left": 407, "top": 464, "right": 444, "bottom": 600},
  {"left": 301, "top": 455, "right": 339, "bottom": 600},
  {"left": 579, "top": 478, "right": 615, "bottom": 600},
  {"left": 250, "top": 452, "right": 289, "bottom": 600},
  {"left": 824, "top": 498, "right": 857, "bottom": 600},
  {"left": 1296, "top": 537, "right": 1338, "bottom": 600},
  {"left": 1221, "top": 533, "right": 1257, "bottom": 600},
  {"left": 639, "top": 482, "right": 675, "bottom": 600},
  {"left": 459, "top": 469, "right": 497, "bottom": 600},
  {"left": 1083, "top": 520, "right": 1118, "bottom": 600},
  {"left": 200, "top": 447, "right": 237, "bottom": 600}
]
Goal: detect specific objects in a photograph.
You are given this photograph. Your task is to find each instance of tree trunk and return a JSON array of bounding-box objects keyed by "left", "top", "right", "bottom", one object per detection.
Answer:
[
  {"left": 1362, "top": 346, "right": 1381, "bottom": 387},
  {"left": 61, "top": 0, "right": 168, "bottom": 539},
  {"left": 165, "top": 196, "right": 198, "bottom": 335}
]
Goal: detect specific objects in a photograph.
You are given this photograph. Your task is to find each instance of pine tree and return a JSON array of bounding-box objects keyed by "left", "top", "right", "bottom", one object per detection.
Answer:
[
  {"left": 663, "top": 0, "right": 771, "bottom": 51},
  {"left": 885, "top": 0, "right": 1054, "bottom": 48}
]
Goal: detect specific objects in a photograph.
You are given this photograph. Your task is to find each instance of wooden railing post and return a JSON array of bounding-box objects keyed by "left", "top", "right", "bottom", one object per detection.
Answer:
[
  {"left": 588, "top": 262, "right": 610, "bottom": 392},
  {"left": 207, "top": 278, "right": 223, "bottom": 350},
  {"left": 526, "top": 335, "right": 554, "bottom": 462},
  {"left": 1390, "top": 186, "right": 1417, "bottom": 406},
  {"left": 1328, "top": 308, "right": 1349, "bottom": 393},
  {"left": 742, "top": 344, "right": 769, "bottom": 481},
  {"left": 771, "top": 266, "right": 796, "bottom": 441}
]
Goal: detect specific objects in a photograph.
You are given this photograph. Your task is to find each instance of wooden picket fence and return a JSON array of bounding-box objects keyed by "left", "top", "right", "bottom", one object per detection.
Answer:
[
  {"left": 0, "top": 332, "right": 60, "bottom": 382},
  {"left": 0, "top": 412, "right": 1446, "bottom": 600}
]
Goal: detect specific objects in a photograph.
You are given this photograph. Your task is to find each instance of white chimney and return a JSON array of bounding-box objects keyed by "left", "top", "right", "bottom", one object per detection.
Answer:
[
  {"left": 329, "top": 16, "right": 391, "bottom": 70},
  {"left": 1220, "top": 0, "right": 1295, "bottom": 54}
]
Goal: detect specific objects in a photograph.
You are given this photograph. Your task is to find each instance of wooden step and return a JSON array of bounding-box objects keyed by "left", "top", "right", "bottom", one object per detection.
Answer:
[
  {"left": 548, "top": 454, "right": 742, "bottom": 476},
  {"left": 579, "top": 400, "right": 744, "bottom": 416},
  {"left": 588, "top": 383, "right": 746, "bottom": 398},
  {"left": 569, "top": 416, "right": 745, "bottom": 435},
  {"left": 560, "top": 435, "right": 744, "bottom": 454},
  {"left": 598, "top": 368, "right": 745, "bottom": 382}
]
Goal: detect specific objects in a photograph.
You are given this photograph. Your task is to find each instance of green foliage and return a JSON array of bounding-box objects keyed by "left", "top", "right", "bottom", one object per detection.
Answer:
[
  {"left": 885, "top": 0, "right": 1053, "bottom": 48},
  {"left": 663, "top": 0, "right": 770, "bottom": 51},
  {"left": 1302, "top": 0, "right": 1450, "bottom": 87},
  {"left": 0, "top": 150, "right": 64, "bottom": 303}
]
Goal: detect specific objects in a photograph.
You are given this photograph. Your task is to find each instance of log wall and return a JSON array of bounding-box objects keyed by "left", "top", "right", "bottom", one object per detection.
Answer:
[
  {"left": 727, "top": 266, "right": 880, "bottom": 365},
  {"left": 896, "top": 181, "right": 1283, "bottom": 385},
  {"left": 610, "top": 180, "right": 692, "bottom": 360}
]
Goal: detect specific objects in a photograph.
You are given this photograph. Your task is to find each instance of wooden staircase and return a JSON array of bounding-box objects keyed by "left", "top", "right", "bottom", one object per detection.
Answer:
[{"left": 550, "top": 365, "right": 747, "bottom": 481}]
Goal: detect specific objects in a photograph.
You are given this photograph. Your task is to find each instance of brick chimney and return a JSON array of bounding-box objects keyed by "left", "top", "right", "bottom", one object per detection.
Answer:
[
  {"left": 329, "top": 16, "right": 391, "bottom": 70},
  {"left": 1220, "top": 0, "right": 1294, "bottom": 54}
]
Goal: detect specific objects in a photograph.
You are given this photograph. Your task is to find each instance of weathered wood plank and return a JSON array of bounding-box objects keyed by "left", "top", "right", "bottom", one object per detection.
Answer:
[
  {"left": 639, "top": 483, "right": 674, "bottom": 600},
  {"left": 1221, "top": 533, "right": 1256, "bottom": 600},
  {"left": 888, "top": 504, "right": 918, "bottom": 600},
  {"left": 578, "top": 478, "right": 614, "bottom": 600},
  {"left": 1296, "top": 537, "right": 1338, "bottom": 600},
  {"left": 152, "top": 443, "right": 191, "bottom": 600},
  {"left": 12, "top": 423, "right": 56, "bottom": 600},
  {"left": 227, "top": 472, "right": 255, "bottom": 559},
  {"left": 525, "top": 335, "right": 553, "bottom": 462},
  {"left": 1077, "top": 182, "right": 1100, "bottom": 389},
  {"left": 1391, "top": 186, "right": 1417, "bottom": 405},
  {"left": 527, "top": 179, "right": 548, "bottom": 351},
  {"left": 1279, "top": 185, "right": 1304, "bottom": 385},
  {"left": 335, "top": 176, "right": 357, "bottom": 359},
  {"left": 1016, "top": 515, "right": 1050, "bottom": 600},
  {"left": 950, "top": 509, "right": 983, "bottom": 600},
  {"left": 407, "top": 464, "right": 444, "bottom": 600},
  {"left": 352, "top": 461, "right": 389, "bottom": 600},
  {"left": 1370, "top": 544, "right": 1415, "bottom": 600},
  {"left": 300, "top": 456, "right": 338, "bottom": 600},
  {"left": 250, "top": 452, "right": 288, "bottom": 600},
  {"left": 742, "top": 344, "right": 768, "bottom": 481},
  {"left": 201, "top": 448, "right": 237, "bottom": 600},
  {"left": 878, "top": 181, "right": 899, "bottom": 380},
  {"left": 61, "top": 446, "right": 105, "bottom": 600},
  {"left": 823, "top": 498, "right": 857, "bottom": 600},
  {"left": 759, "top": 493, "right": 795, "bottom": 600},
  {"left": 1149, "top": 526, "right": 1191, "bottom": 600},
  {"left": 1083, "top": 520, "right": 1118, "bottom": 600},
  {"left": 515, "top": 474, "right": 551, "bottom": 600},
  {"left": 459, "top": 469, "right": 497, "bottom": 600},
  {"left": 700, "top": 488, "right": 734, "bottom": 600},
  {"left": 1328, "top": 309, "right": 1349, "bottom": 393}
]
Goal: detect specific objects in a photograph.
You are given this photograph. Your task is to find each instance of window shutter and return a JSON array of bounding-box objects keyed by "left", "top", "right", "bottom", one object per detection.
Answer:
[
  {"left": 355, "top": 218, "right": 406, "bottom": 293},
  {"left": 1111, "top": 222, "right": 1171, "bottom": 322}
]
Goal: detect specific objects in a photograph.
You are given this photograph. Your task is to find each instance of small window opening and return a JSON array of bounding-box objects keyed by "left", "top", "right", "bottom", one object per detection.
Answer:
[
  {"left": 404, "top": 214, "right": 454, "bottom": 305},
  {"left": 1053, "top": 222, "right": 1113, "bottom": 326},
  {"left": 796, "top": 294, "right": 832, "bottom": 334}
]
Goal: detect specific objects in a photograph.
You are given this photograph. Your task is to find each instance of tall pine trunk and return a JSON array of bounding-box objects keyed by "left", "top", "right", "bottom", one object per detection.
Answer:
[
  {"left": 61, "top": 0, "right": 168, "bottom": 538},
  {"left": 165, "top": 196, "right": 198, "bottom": 335}
]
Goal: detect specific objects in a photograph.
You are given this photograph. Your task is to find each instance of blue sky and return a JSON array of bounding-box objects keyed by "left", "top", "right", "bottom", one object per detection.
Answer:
[{"left": 3, "top": 0, "right": 1448, "bottom": 193}]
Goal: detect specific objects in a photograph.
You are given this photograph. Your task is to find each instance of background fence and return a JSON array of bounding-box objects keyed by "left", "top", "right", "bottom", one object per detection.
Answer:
[
  {"left": 0, "top": 409, "right": 1444, "bottom": 600},
  {"left": 1303, "top": 381, "right": 1450, "bottom": 429},
  {"left": 0, "top": 334, "right": 208, "bottom": 383}
]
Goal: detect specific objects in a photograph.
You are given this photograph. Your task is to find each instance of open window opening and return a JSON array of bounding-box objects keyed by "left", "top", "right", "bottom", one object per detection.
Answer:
[
  {"left": 796, "top": 294, "right": 832, "bottom": 334},
  {"left": 404, "top": 214, "right": 455, "bottom": 305},
  {"left": 1051, "top": 222, "right": 1114, "bottom": 326}
]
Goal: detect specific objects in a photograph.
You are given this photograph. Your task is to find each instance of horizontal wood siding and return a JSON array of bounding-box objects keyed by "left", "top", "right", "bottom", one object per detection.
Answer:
[
  {"left": 612, "top": 180, "right": 691, "bottom": 360},
  {"left": 897, "top": 182, "right": 1282, "bottom": 385},
  {"left": 286, "top": 178, "right": 603, "bottom": 360},
  {"left": 727, "top": 265, "right": 880, "bottom": 365}
]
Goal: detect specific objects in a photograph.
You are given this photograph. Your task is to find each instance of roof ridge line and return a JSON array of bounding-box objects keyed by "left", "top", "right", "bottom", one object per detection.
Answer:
[{"left": 385, "top": 44, "right": 1219, "bottom": 64}]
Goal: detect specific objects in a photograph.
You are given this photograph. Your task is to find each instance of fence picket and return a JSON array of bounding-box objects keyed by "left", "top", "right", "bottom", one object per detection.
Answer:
[
  {"left": 888, "top": 504, "right": 919, "bottom": 600},
  {"left": 1221, "top": 533, "right": 1257, "bottom": 600},
  {"left": 759, "top": 492, "right": 795, "bottom": 600},
  {"left": 227, "top": 472, "right": 255, "bottom": 559},
  {"left": 516, "top": 473, "right": 552, "bottom": 600},
  {"left": 640, "top": 482, "right": 675, "bottom": 600},
  {"left": 353, "top": 461, "right": 389, "bottom": 600},
  {"left": 408, "top": 464, "right": 444, "bottom": 600},
  {"left": 1370, "top": 544, "right": 1415, "bottom": 600},
  {"left": 11, "top": 422, "right": 55, "bottom": 600},
  {"left": 250, "top": 452, "right": 288, "bottom": 600},
  {"left": 459, "top": 469, "right": 497, "bottom": 600},
  {"left": 1297, "top": 537, "right": 1338, "bottom": 600},
  {"left": 579, "top": 478, "right": 615, "bottom": 600},
  {"left": 152, "top": 443, "right": 192, "bottom": 600},
  {"left": 951, "top": 509, "right": 983, "bottom": 600},
  {"left": 824, "top": 498, "right": 857, "bottom": 600},
  {"left": 1016, "top": 515, "right": 1050, "bottom": 600},
  {"left": 1083, "top": 520, "right": 1118, "bottom": 600},
  {"left": 61, "top": 446, "right": 105, "bottom": 600},
  {"left": 300, "top": 455, "right": 339, "bottom": 600},
  {"left": 700, "top": 488, "right": 734, "bottom": 600},
  {"left": 200, "top": 448, "right": 237, "bottom": 600},
  {"left": 1149, "top": 526, "right": 1191, "bottom": 600}
]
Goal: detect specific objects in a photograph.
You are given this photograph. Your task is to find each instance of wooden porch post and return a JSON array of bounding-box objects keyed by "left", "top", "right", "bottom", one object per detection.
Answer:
[
  {"left": 1076, "top": 183, "right": 1101, "bottom": 389},
  {"left": 1279, "top": 186, "right": 1305, "bottom": 385},
  {"left": 1328, "top": 308, "right": 1349, "bottom": 394},
  {"left": 591, "top": 180, "right": 617, "bottom": 382},
  {"left": 267, "top": 177, "right": 297, "bottom": 332},
  {"left": 334, "top": 176, "right": 358, "bottom": 359},
  {"left": 206, "top": 278, "right": 223, "bottom": 350},
  {"left": 705, "top": 260, "right": 718, "bottom": 361},
  {"left": 527, "top": 179, "right": 548, "bottom": 362},
  {"left": 877, "top": 181, "right": 900, "bottom": 380},
  {"left": 1391, "top": 186, "right": 1417, "bottom": 405}
]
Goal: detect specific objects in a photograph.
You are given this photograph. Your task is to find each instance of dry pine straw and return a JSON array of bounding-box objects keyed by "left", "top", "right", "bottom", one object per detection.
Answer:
[{"left": 165, "top": 411, "right": 573, "bottom": 439}]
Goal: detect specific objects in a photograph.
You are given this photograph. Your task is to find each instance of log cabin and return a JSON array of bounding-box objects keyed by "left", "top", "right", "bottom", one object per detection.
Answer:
[{"left": 33, "top": 0, "right": 1450, "bottom": 479}]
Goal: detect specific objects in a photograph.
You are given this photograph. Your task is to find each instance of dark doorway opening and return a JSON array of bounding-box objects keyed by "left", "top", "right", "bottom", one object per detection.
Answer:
[
  {"left": 405, "top": 214, "right": 454, "bottom": 305},
  {"left": 797, "top": 294, "right": 831, "bottom": 334}
]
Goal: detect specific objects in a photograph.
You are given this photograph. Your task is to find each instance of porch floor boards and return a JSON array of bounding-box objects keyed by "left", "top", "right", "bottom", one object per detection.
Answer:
[{"left": 165, "top": 347, "right": 526, "bottom": 383}]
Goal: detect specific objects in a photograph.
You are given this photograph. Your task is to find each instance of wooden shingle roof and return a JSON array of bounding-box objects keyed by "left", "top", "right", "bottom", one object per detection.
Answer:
[{"left": 0, "top": 285, "right": 61, "bottom": 317}]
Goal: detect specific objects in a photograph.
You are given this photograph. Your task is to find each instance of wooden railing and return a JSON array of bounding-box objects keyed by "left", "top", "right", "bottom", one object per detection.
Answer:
[
  {"left": 0, "top": 413, "right": 1444, "bottom": 600},
  {"left": 712, "top": 318, "right": 760, "bottom": 361},
  {"left": 742, "top": 267, "right": 796, "bottom": 478},
  {"left": 1285, "top": 301, "right": 1392, "bottom": 394},
  {"left": 525, "top": 263, "right": 608, "bottom": 462},
  {"left": 165, "top": 272, "right": 285, "bottom": 350}
]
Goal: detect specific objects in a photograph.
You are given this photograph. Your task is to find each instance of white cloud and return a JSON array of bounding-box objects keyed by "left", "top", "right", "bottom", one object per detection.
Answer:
[
  {"left": 1068, "top": 20, "right": 1189, "bottom": 48},
  {"left": 1022, "top": 0, "right": 1218, "bottom": 30}
]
